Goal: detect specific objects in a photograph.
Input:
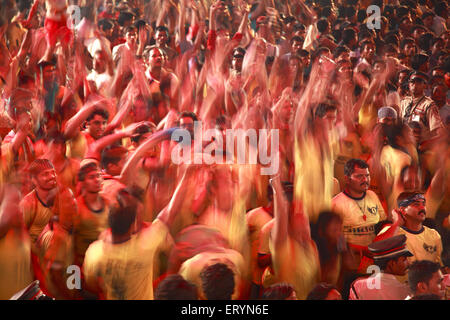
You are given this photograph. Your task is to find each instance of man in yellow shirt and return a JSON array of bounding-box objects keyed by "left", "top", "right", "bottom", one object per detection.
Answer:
[
  {"left": 83, "top": 154, "right": 192, "bottom": 299},
  {"left": 377, "top": 192, "right": 443, "bottom": 266},
  {"left": 332, "top": 159, "right": 386, "bottom": 273},
  {"left": 74, "top": 163, "right": 110, "bottom": 267}
]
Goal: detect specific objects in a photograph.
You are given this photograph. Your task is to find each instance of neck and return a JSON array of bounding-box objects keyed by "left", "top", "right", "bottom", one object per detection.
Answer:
[
  {"left": 344, "top": 187, "right": 365, "bottom": 199},
  {"left": 84, "top": 192, "right": 101, "bottom": 205},
  {"left": 404, "top": 219, "right": 422, "bottom": 232},
  {"left": 35, "top": 187, "right": 53, "bottom": 206},
  {"left": 149, "top": 68, "right": 161, "bottom": 80},
  {"left": 111, "top": 232, "right": 132, "bottom": 244},
  {"left": 413, "top": 93, "right": 424, "bottom": 99}
]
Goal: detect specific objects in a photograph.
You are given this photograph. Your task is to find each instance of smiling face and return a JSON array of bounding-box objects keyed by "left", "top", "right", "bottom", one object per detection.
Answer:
[
  {"left": 33, "top": 168, "right": 57, "bottom": 191},
  {"left": 86, "top": 114, "right": 107, "bottom": 140}
]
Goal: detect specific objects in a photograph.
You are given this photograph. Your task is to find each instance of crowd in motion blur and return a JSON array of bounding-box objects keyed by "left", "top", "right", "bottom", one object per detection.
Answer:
[{"left": 0, "top": 0, "right": 449, "bottom": 300}]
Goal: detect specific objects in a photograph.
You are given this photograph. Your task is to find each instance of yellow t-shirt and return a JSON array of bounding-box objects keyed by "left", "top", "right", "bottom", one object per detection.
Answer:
[
  {"left": 83, "top": 219, "right": 170, "bottom": 300},
  {"left": 21, "top": 190, "right": 54, "bottom": 245},
  {"left": 332, "top": 190, "right": 386, "bottom": 247},
  {"left": 270, "top": 237, "right": 320, "bottom": 300},
  {"left": 74, "top": 196, "right": 110, "bottom": 265},
  {"left": 398, "top": 226, "right": 443, "bottom": 266},
  {"left": 0, "top": 229, "right": 33, "bottom": 300},
  {"left": 178, "top": 248, "right": 246, "bottom": 300}
]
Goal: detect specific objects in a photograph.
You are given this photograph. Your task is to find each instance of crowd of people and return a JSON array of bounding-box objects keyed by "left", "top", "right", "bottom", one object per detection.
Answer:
[{"left": 0, "top": 0, "right": 449, "bottom": 300}]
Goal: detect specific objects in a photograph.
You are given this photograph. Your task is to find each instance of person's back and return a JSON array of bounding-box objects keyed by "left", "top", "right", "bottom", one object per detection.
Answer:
[{"left": 83, "top": 190, "right": 171, "bottom": 299}]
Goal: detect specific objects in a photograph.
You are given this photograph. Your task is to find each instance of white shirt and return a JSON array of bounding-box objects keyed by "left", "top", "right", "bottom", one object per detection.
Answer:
[{"left": 349, "top": 273, "right": 412, "bottom": 300}]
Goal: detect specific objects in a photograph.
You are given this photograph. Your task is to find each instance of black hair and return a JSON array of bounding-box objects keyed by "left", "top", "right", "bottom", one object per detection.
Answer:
[
  {"left": 86, "top": 108, "right": 109, "bottom": 122},
  {"left": 98, "top": 18, "right": 113, "bottom": 30},
  {"left": 306, "top": 283, "right": 340, "bottom": 300},
  {"left": 261, "top": 283, "right": 295, "bottom": 300},
  {"left": 312, "top": 210, "right": 343, "bottom": 266},
  {"left": 400, "top": 37, "right": 415, "bottom": 50},
  {"left": 315, "top": 102, "right": 337, "bottom": 118},
  {"left": 357, "top": 9, "right": 367, "bottom": 23},
  {"left": 317, "top": 18, "right": 329, "bottom": 33},
  {"left": 109, "top": 188, "right": 138, "bottom": 235},
  {"left": 408, "top": 260, "right": 441, "bottom": 294},
  {"left": 77, "top": 162, "right": 98, "bottom": 182},
  {"left": 290, "top": 36, "right": 304, "bottom": 44},
  {"left": 200, "top": 263, "right": 235, "bottom": 300},
  {"left": 154, "top": 274, "right": 198, "bottom": 300},
  {"left": 411, "top": 54, "right": 429, "bottom": 71},
  {"left": 101, "top": 146, "right": 128, "bottom": 169},
  {"left": 341, "top": 28, "right": 356, "bottom": 46},
  {"left": 333, "top": 45, "right": 350, "bottom": 59},
  {"left": 344, "top": 159, "right": 369, "bottom": 177},
  {"left": 178, "top": 111, "right": 198, "bottom": 123},
  {"left": 117, "top": 11, "right": 134, "bottom": 26},
  {"left": 418, "top": 33, "right": 434, "bottom": 52}
]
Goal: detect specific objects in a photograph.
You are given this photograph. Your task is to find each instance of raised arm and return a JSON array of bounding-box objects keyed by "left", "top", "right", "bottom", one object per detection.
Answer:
[
  {"left": 119, "top": 128, "right": 175, "bottom": 184},
  {"left": 0, "top": 185, "right": 22, "bottom": 239},
  {"left": 271, "top": 174, "right": 289, "bottom": 246},
  {"left": 86, "top": 122, "right": 143, "bottom": 160},
  {"left": 63, "top": 98, "right": 105, "bottom": 140}
]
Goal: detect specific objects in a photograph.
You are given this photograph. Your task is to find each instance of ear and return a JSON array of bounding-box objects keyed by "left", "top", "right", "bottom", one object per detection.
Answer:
[{"left": 417, "top": 282, "right": 428, "bottom": 294}]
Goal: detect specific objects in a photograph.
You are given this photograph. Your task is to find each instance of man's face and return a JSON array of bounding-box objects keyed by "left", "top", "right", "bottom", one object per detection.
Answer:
[
  {"left": 338, "top": 61, "right": 353, "bottom": 79},
  {"left": 149, "top": 48, "right": 163, "bottom": 68},
  {"left": 362, "top": 44, "right": 375, "bottom": 62},
  {"left": 155, "top": 30, "right": 168, "bottom": 47},
  {"left": 83, "top": 169, "right": 102, "bottom": 193},
  {"left": 422, "top": 271, "right": 445, "bottom": 298},
  {"left": 336, "top": 51, "right": 350, "bottom": 64},
  {"left": 400, "top": 17, "right": 412, "bottom": 33},
  {"left": 133, "top": 99, "right": 149, "bottom": 122},
  {"left": 87, "top": 114, "right": 107, "bottom": 139},
  {"left": 391, "top": 255, "right": 409, "bottom": 276},
  {"left": 180, "top": 116, "right": 195, "bottom": 138},
  {"left": 291, "top": 40, "right": 303, "bottom": 53},
  {"left": 402, "top": 198, "right": 426, "bottom": 223},
  {"left": 279, "top": 100, "right": 293, "bottom": 125},
  {"left": 288, "top": 58, "right": 300, "bottom": 74},
  {"left": 300, "top": 55, "right": 310, "bottom": 68},
  {"left": 105, "top": 0, "right": 113, "bottom": 12},
  {"left": 34, "top": 168, "right": 57, "bottom": 191},
  {"left": 126, "top": 30, "right": 137, "bottom": 47},
  {"left": 423, "top": 16, "right": 433, "bottom": 29},
  {"left": 409, "top": 78, "right": 426, "bottom": 97},
  {"left": 347, "top": 166, "right": 370, "bottom": 193},
  {"left": 231, "top": 54, "right": 244, "bottom": 72}
]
